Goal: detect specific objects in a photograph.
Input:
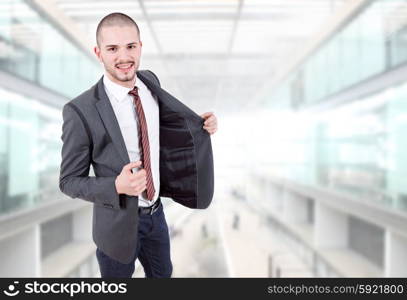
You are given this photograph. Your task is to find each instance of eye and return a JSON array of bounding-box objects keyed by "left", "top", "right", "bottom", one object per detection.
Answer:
[
  {"left": 128, "top": 45, "right": 136, "bottom": 49},
  {"left": 107, "top": 47, "right": 116, "bottom": 52}
]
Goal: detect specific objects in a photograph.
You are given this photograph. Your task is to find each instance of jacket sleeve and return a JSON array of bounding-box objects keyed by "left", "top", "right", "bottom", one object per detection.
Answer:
[{"left": 59, "top": 103, "right": 121, "bottom": 209}]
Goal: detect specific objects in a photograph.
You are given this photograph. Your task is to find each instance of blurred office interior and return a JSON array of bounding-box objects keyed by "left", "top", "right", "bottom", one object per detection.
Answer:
[{"left": 0, "top": 0, "right": 406, "bottom": 277}]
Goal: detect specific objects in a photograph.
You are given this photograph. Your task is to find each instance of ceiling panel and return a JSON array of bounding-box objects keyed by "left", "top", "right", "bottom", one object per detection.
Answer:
[{"left": 53, "top": 0, "right": 349, "bottom": 112}]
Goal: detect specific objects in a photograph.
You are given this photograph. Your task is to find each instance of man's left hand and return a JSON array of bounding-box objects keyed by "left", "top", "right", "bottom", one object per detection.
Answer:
[{"left": 200, "top": 112, "right": 218, "bottom": 135}]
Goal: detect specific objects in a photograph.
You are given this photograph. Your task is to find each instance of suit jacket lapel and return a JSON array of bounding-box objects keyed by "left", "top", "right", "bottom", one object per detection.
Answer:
[
  {"left": 92, "top": 71, "right": 189, "bottom": 168},
  {"left": 136, "top": 71, "right": 164, "bottom": 104},
  {"left": 136, "top": 70, "right": 180, "bottom": 113},
  {"left": 94, "top": 76, "right": 130, "bottom": 165},
  {"left": 93, "top": 72, "right": 165, "bottom": 167}
]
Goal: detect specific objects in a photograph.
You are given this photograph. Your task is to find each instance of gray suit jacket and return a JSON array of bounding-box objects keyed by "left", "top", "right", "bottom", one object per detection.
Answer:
[{"left": 59, "top": 70, "right": 214, "bottom": 264}]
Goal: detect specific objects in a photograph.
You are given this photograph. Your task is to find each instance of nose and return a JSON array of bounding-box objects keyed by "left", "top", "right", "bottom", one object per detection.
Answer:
[{"left": 116, "top": 47, "right": 133, "bottom": 62}]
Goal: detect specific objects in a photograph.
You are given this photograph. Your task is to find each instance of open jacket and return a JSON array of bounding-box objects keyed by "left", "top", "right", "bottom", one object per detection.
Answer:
[{"left": 59, "top": 70, "right": 214, "bottom": 263}]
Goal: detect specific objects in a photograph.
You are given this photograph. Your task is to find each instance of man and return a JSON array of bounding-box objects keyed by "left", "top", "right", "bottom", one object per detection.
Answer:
[{"left": 59, "top": 12, "right": 217, "bottom": 278}]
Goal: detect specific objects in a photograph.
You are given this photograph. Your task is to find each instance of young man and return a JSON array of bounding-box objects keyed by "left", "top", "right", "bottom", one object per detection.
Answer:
[{"left": 59, "top": 12, "right": 217, "bottom": 278}]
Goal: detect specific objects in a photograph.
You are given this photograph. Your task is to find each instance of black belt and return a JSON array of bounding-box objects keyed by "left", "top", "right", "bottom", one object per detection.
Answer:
[{"left": 138, "top": 198, "right": 161, "bottom": 215}]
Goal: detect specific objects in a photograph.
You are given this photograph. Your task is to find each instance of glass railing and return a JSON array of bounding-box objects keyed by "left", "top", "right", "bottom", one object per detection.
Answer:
[
  {"left": 255, "top": 0, "right": 407, "bottom": 213},
  {"left": 0, "top": 0, "right": 101, "bottom": 98},
  {"left": 254, "top": 80, "right": 407, "bottom": 213},
  {"left": 0, "top": 0, "right": 103, "bottom": 216},
  {"left": 264, "top": 0, "right": 407, "bottom": 109},
  {"left": 0, "top": 87, "right": 63, "bottom": 216}
]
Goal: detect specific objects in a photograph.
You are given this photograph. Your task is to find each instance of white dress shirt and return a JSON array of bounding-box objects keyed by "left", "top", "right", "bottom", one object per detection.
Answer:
[{"left": 103, "top": 74, "right": 160, "bottom": 207}]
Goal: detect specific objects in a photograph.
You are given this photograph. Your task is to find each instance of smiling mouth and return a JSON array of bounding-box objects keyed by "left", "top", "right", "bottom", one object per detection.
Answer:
[{"left": 116, "top": 63, "right": 134, "bottom": 72}]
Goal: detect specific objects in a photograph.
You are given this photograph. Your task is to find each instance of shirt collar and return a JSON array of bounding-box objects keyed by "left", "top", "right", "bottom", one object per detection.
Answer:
[{"left": 103, "top": 73, "right": 139, "bottom": 103}]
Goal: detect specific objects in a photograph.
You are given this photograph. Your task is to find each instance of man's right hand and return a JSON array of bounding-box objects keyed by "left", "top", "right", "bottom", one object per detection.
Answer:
[{"left": 115, "top": 161, "right": 147, "bottom": 196}]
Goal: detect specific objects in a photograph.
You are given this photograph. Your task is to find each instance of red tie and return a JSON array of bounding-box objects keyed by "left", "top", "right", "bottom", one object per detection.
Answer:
[{"left": 128, "top": 86, "right": 155, "bottom": 201}]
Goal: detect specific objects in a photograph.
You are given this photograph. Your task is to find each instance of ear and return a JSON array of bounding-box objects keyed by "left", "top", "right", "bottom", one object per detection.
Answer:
[{"left": 94, "top": 46, "right": 102, "bottom": 62}]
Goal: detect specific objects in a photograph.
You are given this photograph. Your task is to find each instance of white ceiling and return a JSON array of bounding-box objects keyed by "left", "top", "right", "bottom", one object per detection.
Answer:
[{"left": 54, "top": 0, "right": 349, "bottom": 113}]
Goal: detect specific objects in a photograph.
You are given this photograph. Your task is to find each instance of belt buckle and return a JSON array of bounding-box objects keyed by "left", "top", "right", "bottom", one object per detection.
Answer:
[
  {"left": 150, "top": 204, "right": 156, "bottom": 215},
  {"left": 150, "top": 201, "right": 159, "bottom": 215}
]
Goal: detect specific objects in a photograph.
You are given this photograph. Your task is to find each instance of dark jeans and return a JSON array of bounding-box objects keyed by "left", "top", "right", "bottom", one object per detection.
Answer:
[{"left": 96, "top": 201, "right": 173, "bottom": 278}]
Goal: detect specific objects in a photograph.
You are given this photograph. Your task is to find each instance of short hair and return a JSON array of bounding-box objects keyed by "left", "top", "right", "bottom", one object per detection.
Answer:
[{"left": 96, "top": 12, "right": 140, "bottom": 46}]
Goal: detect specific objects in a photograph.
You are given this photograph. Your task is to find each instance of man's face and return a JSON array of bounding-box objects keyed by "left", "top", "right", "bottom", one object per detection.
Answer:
[{"left": 94, "top": 25, "right": 142, "bottom": 88}]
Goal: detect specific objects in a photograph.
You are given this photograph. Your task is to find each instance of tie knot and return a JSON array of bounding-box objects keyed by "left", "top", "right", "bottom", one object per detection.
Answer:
[{"left": 128, "top": 86, "right": 139, "bottom": 98}]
